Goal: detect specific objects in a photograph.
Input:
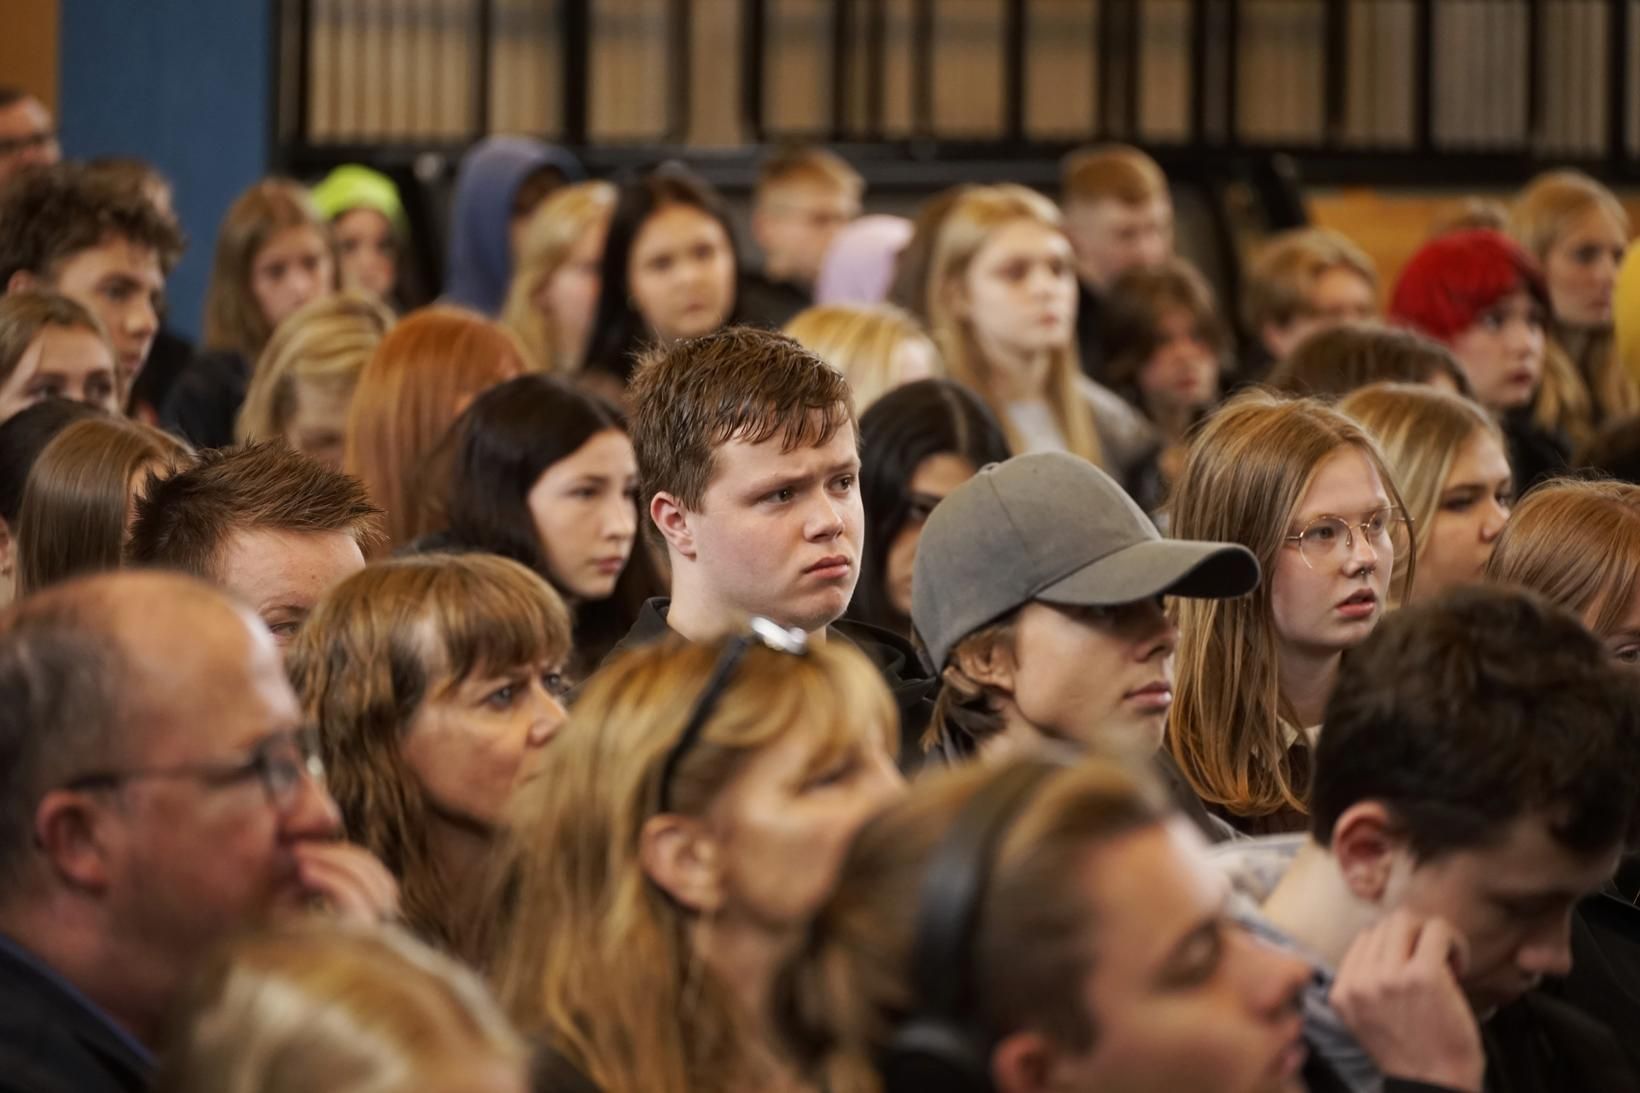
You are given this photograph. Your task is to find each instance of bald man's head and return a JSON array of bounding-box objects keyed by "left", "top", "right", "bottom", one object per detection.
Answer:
[{"left": 0, "top": 571, "right": 284, "bottom": 888}]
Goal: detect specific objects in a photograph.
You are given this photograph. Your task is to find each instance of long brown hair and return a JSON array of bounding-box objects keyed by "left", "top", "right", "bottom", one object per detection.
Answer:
[
  {"left": 285, "top": 553, "right": 571, "bottom": 953},
  {"left": 1166, "top": 392, "right": 1411, "bottom": 820},
  {"left": 485, "top": 634, "right": 897, "bottom": 1093},
  {"left": 1484, "top": 477, "right": 1640, "bottom": 641},
  {"left": 500, "top": 180, "right": 616, "bottom": 374},
  {"left": 926, "top": 185, "right": 1103, "bottom": 466},
  {"left": 16, "top": 417, "right": 191, "bottom": 596},
  {"left": 774, "top": 757, "right": 1168, "bottom": 1093},
  {"left": 343, "top": 306, "right": 530, "bottom": 550},
  {"left": 202, "top": 179, "right": 336, "bottom": 361},
  {"left": 236, "top": 291, "right": 393, "bottom": 448}
]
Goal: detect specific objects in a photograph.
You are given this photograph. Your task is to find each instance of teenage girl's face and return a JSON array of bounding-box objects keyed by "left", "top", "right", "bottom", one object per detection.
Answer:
[
  {"left": 628, "top": 203, "right": 736, "bottom": 344},
  {"left": 956, "top": 218, "right": 1078, "bottom": 365},
  {"left": 1041, "top": 820, "right": 1309, "bottom": 1093},
  {"left": 283, "top": 377, "right": 354, "bottom": 472},
  {"left": 1270, "top": 446, "right": 1395, "bottom": 662},
  {"left": 1408, "top": 428, "right": 1512, "bottom": 604},
  {"left": 705, "top": 716, "right": 903, "bottom": 932},
  {"left": 1589, "top": 581, "right": 1640, "bottom": 669},
  {"left": 1136, "top": 306, "right": 1219, "bottom": 416},
  {"left": 402, "top": 657, "right": 570, "bottom": 830},
  {"left": 1543, "top": 206, "right": 1626, "bottom": 327},
  {"left": 884, "top": 452, "right": 978, "bottom": 619},
  {"left": 0, "top": 324, "right": 119, "bottom": 425},
  {"left": 527, "top": 428, "right": 639, "bottom": 602},
  {"left": 534, "top": 216, "right": 608, "bottom": 367},
  {"left": 332, "top": 208, "right": 397, "bottom": 302},
  {"left": 250, "top": 224, "right": 334, "bottom": 331},
  {"left": 1447, "top": 290, "right": 1546, "bottom": 412}
]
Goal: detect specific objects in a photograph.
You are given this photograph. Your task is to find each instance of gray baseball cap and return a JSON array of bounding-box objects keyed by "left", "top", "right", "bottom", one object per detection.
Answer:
[{"left": 912, "top": 451, "right": 1260, "bottom": 672}]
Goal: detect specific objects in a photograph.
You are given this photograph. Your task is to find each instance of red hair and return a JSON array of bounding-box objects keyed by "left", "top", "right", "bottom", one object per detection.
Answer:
[
  {"left": 344, "top": 307, "right": 529, "bottom": 550},
  {"left": 1389, "top": 229, "right": 1547, "bottom": 344}
]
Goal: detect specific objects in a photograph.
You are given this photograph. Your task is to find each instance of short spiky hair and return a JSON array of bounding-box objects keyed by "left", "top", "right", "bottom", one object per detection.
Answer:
[
  {"left": 0, "top": 162, "right": 185, "bottom": 283},
  {"left": 126, "top": 441, "right": 382, "bottom": 581},
  {"left": 628, "top": 326, "right": 855, "bottom": 513}
]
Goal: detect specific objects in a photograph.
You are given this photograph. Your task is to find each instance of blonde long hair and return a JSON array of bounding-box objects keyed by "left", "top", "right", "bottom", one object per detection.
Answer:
[
  {"left": 501, "top": 181, "right": 616, "bottom": 374},
  {"left": 286, "top": 554, "right": 572, "bottom": 956},
  {"left": 1485, "top": 478, "right": 1640, "bottom": 640},
  {"left": 486, "top": 635, "right": 897, "bottom": 1093},
  {"left": 155, "top": 921, "right": 524, "bottom": 1093},
  {"left": 236, "top": 291, "right": 393, "bottom": 448},
  {"left": 926, "top": 185, "right": 1102, "bottom": 466},
  {"left": 202, "top": 179, "right": 336, "bottom": 361},
  {"left": 1509, "top": 169, "right": 1637, "bottom": 429},
  {"left": 1166, "top": 392, "right": 1410, "bottom": 820},
  {"left": 1339, "top": 382, "right": 1504, "bottom": 605},
  {"left": 784, "top": 303, "right": 942, "bottom": 410},
  {"left": 343, "top": 307, "right": 530, "bottom": 551},
  {"left": 16, "top": 417, "right": 191, "bottom": 596}
]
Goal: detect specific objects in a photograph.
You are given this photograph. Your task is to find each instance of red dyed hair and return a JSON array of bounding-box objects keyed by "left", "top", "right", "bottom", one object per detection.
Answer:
[{"left": 1389, "top": 229, "right": 1548, "bottom": 344}]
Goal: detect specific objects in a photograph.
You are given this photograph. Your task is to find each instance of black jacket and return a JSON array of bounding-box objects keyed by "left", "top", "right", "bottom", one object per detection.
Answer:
[
  {"left": 1480, "top": 989, "right": 1637, "bottom": 1092},
  {"left": 736, "top": 270, "right": 811, "bottom": 330},
  {"left": 0, "top": 938, "right": 150, "bottom": 1093},
  {"left": 158, "top": 349, "right": 251, "bottom": 450},
  {"left": 601, "top": 598, "right": 937, "bottom": 773}
]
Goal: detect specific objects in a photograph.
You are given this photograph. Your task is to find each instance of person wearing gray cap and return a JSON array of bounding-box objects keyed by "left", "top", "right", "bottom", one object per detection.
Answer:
[{"left": 911, "top": 450, "right": 1258, "bottom": 785}]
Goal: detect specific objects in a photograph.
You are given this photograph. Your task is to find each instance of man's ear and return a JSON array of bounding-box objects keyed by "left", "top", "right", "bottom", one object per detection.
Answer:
[
  {"left": 1330, "top": 800, "right": 1401, "bottom": 905},
  {"left": 33, "top": 790, "right": 116, "bottom": 893},
  {"left": 990, "top": 1029, "right": 1060, "bottom": 1093},
  {"left": 638, "top": 813, "right": 725, "bottom": 915},
  {"left": 6, "top": 270, "right": 39, "bottom": 295},
  {"left": 651, "top": 491, "right": 698, "bottom": 560}
]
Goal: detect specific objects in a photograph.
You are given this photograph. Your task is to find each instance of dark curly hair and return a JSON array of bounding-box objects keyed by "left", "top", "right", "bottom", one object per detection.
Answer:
[{"left": 0, "top": 161, "right": 185, "bottom": 284}]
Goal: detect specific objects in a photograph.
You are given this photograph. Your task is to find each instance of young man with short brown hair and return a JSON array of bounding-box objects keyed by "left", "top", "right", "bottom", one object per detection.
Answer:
[
  {"left": 741, "top": 146, "right": 864, "bottom": 326},
  {"left": 617, "top": 325, "right": 933, "bottom": 752},
  {"left": 1244, "top": 227, "right": 1379, "bottom": 368}
]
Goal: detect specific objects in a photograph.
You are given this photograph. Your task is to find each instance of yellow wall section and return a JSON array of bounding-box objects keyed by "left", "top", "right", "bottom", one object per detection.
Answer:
[{"left": 0, "top": 0, "right": 59, "bottom": 110}]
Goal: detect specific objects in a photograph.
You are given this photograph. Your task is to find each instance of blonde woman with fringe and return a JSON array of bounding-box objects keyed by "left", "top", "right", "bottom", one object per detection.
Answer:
[
  {"left": 783, "top": 302, "right": 941, "bottom": 410},
  {"left": 156, "top": 921, "right": 527, "bottom": 1093},
  {"left": 1339, "top": 383, "right": 1512, "bottom": 606},
  {"left": 486, "top": 632, "right": 903, "bottom": 1093},
  {"left": 925, "top": 184, "right": 1156, "bottom": 485},
  {"left": 1167, "top": 392, "right": 1412, "bottom": 834},
  {"left": 236, "top": 291, "right": 393, "bottom": 470},
  {"left": 501, "top": 180, "right": 616, "bottom": 374},
  {"left": 1485, "top": 478, "right": 1640, "bottom": 666},
  {"left": 1510, "top": 169, "right": 1638, "bottom": 428}
]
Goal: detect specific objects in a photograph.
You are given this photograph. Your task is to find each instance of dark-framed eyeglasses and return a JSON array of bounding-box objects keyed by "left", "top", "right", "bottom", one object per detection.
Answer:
[
  {"left": 59, "top": 727, "right": 324, "bottom": 816},
  {"left": 1282, "top": 506, "right": 1410, "bottom": 571},
  {"left": 655, "top": 617, "right": 808, "bottom": 814}
]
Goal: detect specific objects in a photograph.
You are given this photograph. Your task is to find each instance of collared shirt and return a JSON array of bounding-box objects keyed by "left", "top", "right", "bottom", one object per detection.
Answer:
[
  {"left": 1212, "top": 835, "right": 1383, "bottom": 1093},
  {"left": 0, "top": 931, "right": 154, "bottom": 1070}
]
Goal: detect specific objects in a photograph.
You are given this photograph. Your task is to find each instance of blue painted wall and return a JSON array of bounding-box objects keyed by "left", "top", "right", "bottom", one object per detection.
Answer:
[{"left": 58, "top": 0, "right": 273, "bottom": 339}]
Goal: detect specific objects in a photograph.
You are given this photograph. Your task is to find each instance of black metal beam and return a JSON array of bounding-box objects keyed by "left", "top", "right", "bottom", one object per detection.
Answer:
[
  {"left": 561, "top": 0, "right": 591, "bottom": 146},
  {"left": 1524, "top": 0, "right": 1544, "bottom": 149},
  {"left": 1188, "top": 0, "right": 1211, "bottom": 143},
  {"left": 1323, "top": 0, "right": 1348, "bottom": 145},
  {"left": 1413, "top": 0, "right": 1433, "bottom": 153},
  {"left": 1003, "top": 0, "right": 1026, "bottom": 142},
  {"left": 912, "top": 0, "right": 934, "bottom": 139},
  {"left": 831, "top": 0, "right": 853, "bottom": 141},
  {"left": 1225, "top": 0, "right": 1242, "bottom": 147},
  {"left": 741, "top": 0, "right": 766, "bottom": 141},
  {"left": 1611, "top": 0, "right": 1632, "bottom": 165},
  {"left": 473, "top": 0, "right": 495, "bottom": 140},
  {"left": 864, "top": 0, "right": 886, "bottom": 140},
  {"left": 667, "top": 0, "right": 691, "bottom": 142}
]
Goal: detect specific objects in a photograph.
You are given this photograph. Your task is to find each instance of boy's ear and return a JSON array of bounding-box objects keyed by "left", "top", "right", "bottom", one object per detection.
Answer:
[
  {"left": 1330, "top": 800, "right": 1401, "bottom": 905},
  {"left": 651, "top": 492, "right": 697, "bottom": 560}
]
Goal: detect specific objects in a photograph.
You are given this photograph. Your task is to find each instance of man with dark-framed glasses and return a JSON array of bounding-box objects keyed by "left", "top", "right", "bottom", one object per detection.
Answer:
[
  {"left": 0, "top": 88, "right": 59, "bottom": 188},
  {"left": 0, "top": 571, "right": 397, "bottom": 1092}
]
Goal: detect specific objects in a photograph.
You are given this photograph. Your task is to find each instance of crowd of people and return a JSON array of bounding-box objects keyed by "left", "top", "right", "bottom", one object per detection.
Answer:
[{"left": 0, "top": 80, "right": 1638, "bottom": 1093}]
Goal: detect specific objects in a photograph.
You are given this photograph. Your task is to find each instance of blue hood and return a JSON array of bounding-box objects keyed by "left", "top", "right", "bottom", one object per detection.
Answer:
[{"left": 443, "top": 136, "right": 585, "bottom": 314}]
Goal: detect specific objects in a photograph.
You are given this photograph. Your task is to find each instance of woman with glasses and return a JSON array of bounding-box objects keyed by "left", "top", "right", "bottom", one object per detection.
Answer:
[
  {"left": 286, "top": 553, "right": 572, "bottom": 956},
  {"left": 1167, "top": 392, "right": 1411, "bottom": 834},
  {"left": 485, "top": 626, "right": 903, "bottom": 1093}
]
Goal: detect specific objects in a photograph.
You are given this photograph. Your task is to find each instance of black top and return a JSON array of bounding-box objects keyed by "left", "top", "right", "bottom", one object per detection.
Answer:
[
  {"left": 0, "top": 937, "right": 150, "bottom": 1093},
  {"left": 1500, "top": 410, "right": 1571, "bottom": 496},
  {"left": 1074, "top": 282, "right": 1107, "bottom": 384},
  {"left": 601, "top": 597, "right": 938, "bottom": 773},
  {"left": 126, "top": 326, "right": 195, "bottom": 422},
  {"left": 529, "top": 1043, "right": 603, "bottom": 1093},
  {"left": 736, "top": 270, "right": 811, "bottom": 330},
  {"left": 158, "top": 349, "right": 252, "bottom": 450}
]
